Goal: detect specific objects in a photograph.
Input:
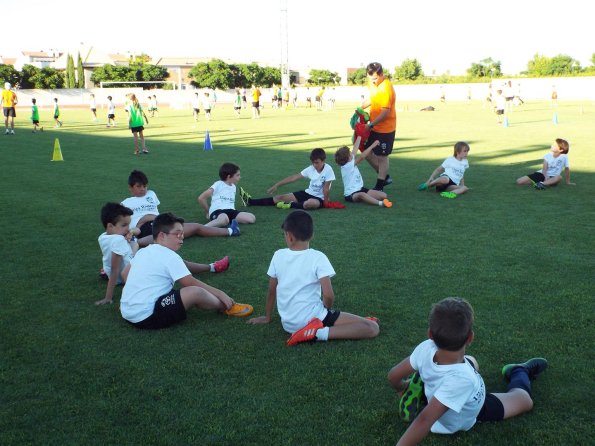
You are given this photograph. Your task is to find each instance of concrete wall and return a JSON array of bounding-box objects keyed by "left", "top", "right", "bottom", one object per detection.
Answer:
[{"left": 14, "top": 76, "right": 595, "bottom": 109}]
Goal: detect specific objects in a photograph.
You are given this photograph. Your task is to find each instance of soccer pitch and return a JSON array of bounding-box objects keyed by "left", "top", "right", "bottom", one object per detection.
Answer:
[{"left": 1, "top": 100, "right": 593, "bottom": 445}]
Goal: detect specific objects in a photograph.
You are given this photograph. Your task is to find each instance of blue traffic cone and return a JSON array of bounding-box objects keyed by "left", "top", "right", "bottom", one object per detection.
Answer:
[
  {"left": 203, "top": 130, "right": 213, "bottom": 150},
  {"left": 503, "top": 116, "right": 509, "bottom": 128},
  {"left": 552, "top": 112, "right": 558, "bottom": 125}
]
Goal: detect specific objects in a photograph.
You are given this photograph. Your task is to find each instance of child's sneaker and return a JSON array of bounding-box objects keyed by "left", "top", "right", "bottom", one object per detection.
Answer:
[
  {"left": 276, "top": 201, "right": 292, "bottom": 210},
  {"left": 239, "top": 187, "right": 251, "bottom": 206},
  {"left": 440, "top": 191, "right": 457, "bottom": 199},
  {"left": 224, "top": 303, "right": 253, "bottom": 317},
  {"left": 4, "top": 129, "right": 9, "bottom": 135},
  {"left": 384, "top": 175, "right": 393, "bottom": 185},
  {"left": 366, "top": 316, "right": 380, "bottom": 325},
  {"left": 287, "top": 318, "right": 324, "bottom": 346},
  {"left": 229, "top": 219, "right": 241, "bottom": 236},
  {"left": 398, "top": 372, "right": 426, "bottom": 422},
  {"left": 10, "top": 129, "right": 15, "bottom": 135},
  {"left": 417, "top": 183, "right": 428, "bottom": 191},
  {"left": 534, "top": 181, "right": 546, "bottom": 190},
  {"left": 382, "top": 199, "right": 393, "bottom": 208},
  {"left": 212, "top": 256, "right": 229, "bottom": 273},
  {"left": 502, "top": 358, "right": 548, "bottom": 381}
]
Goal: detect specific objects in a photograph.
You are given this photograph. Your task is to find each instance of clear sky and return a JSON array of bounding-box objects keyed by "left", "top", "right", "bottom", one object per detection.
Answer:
[{"left": 3, "top": 0, "right": 592, "bottom": 75}]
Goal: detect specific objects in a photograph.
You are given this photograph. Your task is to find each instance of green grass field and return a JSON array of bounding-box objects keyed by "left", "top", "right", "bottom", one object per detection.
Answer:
[{"left": 1, "top": 99, "right": 593, "bottom": 445}]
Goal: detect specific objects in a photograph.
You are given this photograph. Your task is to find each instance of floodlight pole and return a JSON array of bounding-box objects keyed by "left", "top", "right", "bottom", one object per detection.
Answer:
[{"left": 280, "top": 0, "right": 290, "bottom": 89}]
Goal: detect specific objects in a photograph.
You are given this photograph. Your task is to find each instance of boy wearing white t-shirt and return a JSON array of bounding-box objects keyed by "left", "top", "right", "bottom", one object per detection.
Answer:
[
  {"left": 247, "top": 210, "right": 379, "bottom": 345},
  {"left": 121, "top": 170, "right": 239, "bottom": 248},
  {"left": 239, "top": 148, "right": 335, "bottom": 210},
  {"left": 96, "top": 203, "right": 140, "bottom": 306},
  {"left": 516, "top": 138, "right": 574, "bottom": 190},
  {"left": 198, "top": 163, "right": 256, "bottom": 228},
  {"left": 334, "top": 136, "right": 393, "bottom": 208},
  {"left": 106, "top": 96, "right": 116, "bottom": 127},
  {"left": 417, "top": 142, "right": 470, "bottom": 199},
  {"left": 388, "top": 297, "right": 548, "bottom": 445},
  {"left": 120, "top": 213, "right": 253, "bottom": 329}
]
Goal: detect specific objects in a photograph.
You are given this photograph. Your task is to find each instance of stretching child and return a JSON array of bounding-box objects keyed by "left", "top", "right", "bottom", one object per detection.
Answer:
[
  {"left": 120, "top": 213, "right": 252, "bottom": 329},
  {"left": 121, "top": 170, "right": 240, "bottom": 247},
  {"left": 198, "top": 163, "right": 256, "bottom": 228},
  {"left": 240, "top": 148, "right": 335, "bottom": 210},
  {"left": 96, "top": 203, "right": 229, "bottom": 306},
  {"left": 334, "top": 136, "right": 392, "bottom": 207},
  {"left": 388, "top": 297, "right": 547, "bottom": 445},
  {"left": 516, "top": 138, "right": 574, "bottom": 189},
  {"left": 417, "top": 141, "right": 470, "bottom": 199},
  {"left": 247, "top": 210, "right": 379, "bottom": 345}
]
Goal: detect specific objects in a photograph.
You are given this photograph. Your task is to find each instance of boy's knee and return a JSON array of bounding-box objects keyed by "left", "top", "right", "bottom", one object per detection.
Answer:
[{"left": 364, "top": 319, "right": 380, "bottom": 338}]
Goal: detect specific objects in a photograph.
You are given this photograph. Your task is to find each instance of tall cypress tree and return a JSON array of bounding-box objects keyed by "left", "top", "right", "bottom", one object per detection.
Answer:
[
  {"left": 66, "top": 54, "right": 76, "bottom": 88},
  {"left": 77, "top": 52, "right": 85, "bottom": 88}
]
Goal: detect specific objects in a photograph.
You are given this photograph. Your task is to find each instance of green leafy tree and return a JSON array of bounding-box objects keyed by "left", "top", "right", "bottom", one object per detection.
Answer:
[
  {"left": 188, "top": 59, "right": 235, "bottom": 89},
  {"left": 19, "top": 64, "right": 40, "bottom": 89},
  {"left": 0, "top": 64, "right": 20, "bottom": 87},
  {"left": 394, "top": 59, "right": 424, "bottom": 81},
  {"left": 31, "top": 67, "right": 65, "bottom": 89},
  {"left": 549, "top": 54, "right": 581, "bottom": 75},
  {"left": 307, "top": 69, "right": 340, "bottom": 85},
  {"left": 259, "top": 66, "right": 281, "bottom": 87},
  {"left": 347, "top": 67, "right": 367, "bottom": 85},
  {"left": 66, "top": 54, "right": 76, "bottom": 88},
  {"left": 77, "top": 52, "right": 85, "bottom": 88},
  {"left": 467, "top": 58, "right": 502, "bottom": 78}
]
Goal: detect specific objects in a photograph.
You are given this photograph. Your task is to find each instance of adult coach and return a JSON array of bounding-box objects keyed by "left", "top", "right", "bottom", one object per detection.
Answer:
[
  {"left": 2, "top": 82, "right": 18, "bottom": 135},
  {"left": 361, "top": 62, "right": 396, "bottom": 191},
  {"left": 251, "top": 84, "right": 261, "bottom": 119}
]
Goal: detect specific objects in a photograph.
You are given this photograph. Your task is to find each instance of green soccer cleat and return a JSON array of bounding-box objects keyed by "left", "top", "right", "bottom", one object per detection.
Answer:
[
  {"left": 502, "top": 358, "right": 548, "bottom": 381},
  {"left": 276, "top": 201, "right": 292, "bottom": 209},
  {"left": 239, "top": 187, "right": 251, "bottom": 206},
  {"left": 398, "top": 372, "right": 426, "bottom": 422},
  {"left": 417, "top": 183, "right": 428, "bottom": 191},
  {"left": 440, "top": 191, "right": 457, "bottom": 199}
]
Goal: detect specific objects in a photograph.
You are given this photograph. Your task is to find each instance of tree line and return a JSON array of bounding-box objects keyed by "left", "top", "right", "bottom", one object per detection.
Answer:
[{"left": 1, "top": 52, "right": 593, "bottom": 89}]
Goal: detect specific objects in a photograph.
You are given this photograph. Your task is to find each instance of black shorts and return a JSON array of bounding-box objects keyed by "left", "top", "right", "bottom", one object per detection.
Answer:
[
  {"left": 3, "top": 107, "right": 16, "bottom": 117},
  {"left": 252, "top": 101, "right": 260, "bottom": 108},
  {"left": 345, "top": 187, "right": 369, "bottom": 202},
  {"left": 528, "top": 172, "right": 546, "bottom": 183},
  {"left": 91, "top": 108, "right": 97, "bottom": 112},
  {"left": 130, "top": 289, "right": 187, "bottom": 330},
  {"left": 366, "top": 131, "right": 395, "bottom": 156},
  {"left": 496, "top": 110, "right": 504, "bottom": 115},
  {"left": 32, "top": 120, "right": 39, "bottom": 124},
  {"left": 322, "top": 309, "right": 341, "bottom": 327},
  {"left": 436, "top": 176, "right": 456, "bottom": 192},
  {"left": 292, "top": 190, "right": 323, "bottom": 205},
  {"left": 193, "top": 108, "right": 200, "bottom": 113},
  {"left": 54, "top": 114, "right": 60, "bottom": 119},
  {"left": 241, "top": 96, "right": 246, "bottom": 101},
  {"left": 108, "top": 114, "right": 115, "bottom": 119},
  {"left": 131, "top": 126, "right": 144, "bottom": 133},
  {"left": 315, "top": 96, "right": 321, "bottom": 101},
  {"left": 210, "top": 209, "right": 240, "bottom": 221},
  {"left": 138, "top": 220, "right": 154, "bottom": 239},
  {"left": 505, "top": 97, "right": 514, "bottom": 101},
  {"left": 234, "top": 106, "right": 241, "bottom": 111}
]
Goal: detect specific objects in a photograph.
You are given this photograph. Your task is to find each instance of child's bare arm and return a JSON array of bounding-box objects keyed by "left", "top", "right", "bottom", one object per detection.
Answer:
[
  {"left": 427, "top": 166, "right": 445, "bottom": 183},
  {"left": 387, "top": 356, "right": 415, "bottom": 394},
  {"left": 247, "top": 277, "right": 278, "bottom": 324},
  {"left": 320, "top": 276, "right": 335, "bottom": 309},
  {"left": 322, "top": 181, "right": 333, "bottom": 204},
  {"left": 95, "top": 253, "right": 122, "bottom": 305},
  {"left": 565, "top": 167, "right": 575, "bottom": 185},
  {"left": 351, "top": 136, "right": 362, "bottom": 157},
  {"left": 143, "top": 111, "right": 149, "bottom": 124},
  {"left": 198, "top": 188, "right": 214, "bottom": 220},
  {"left": 267, "top": 173, "right": 303, "bottom": 194},
  {"left": 396, "top": 398, "right": 449, "bottom": 446},
  {"left": 356, "top": 140, "right": 380, "bottom": 166}
]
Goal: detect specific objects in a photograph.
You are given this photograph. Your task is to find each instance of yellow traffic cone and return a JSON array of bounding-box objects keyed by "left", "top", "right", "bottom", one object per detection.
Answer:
[{"left": 52, "top": 138, "right": 63, "bottom": 161}]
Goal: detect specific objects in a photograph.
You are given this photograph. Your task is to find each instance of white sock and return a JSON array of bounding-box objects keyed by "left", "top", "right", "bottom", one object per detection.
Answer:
[
  {"left": 227, "top": 228, "right": 233, "bottom": 236},
  {"left": 316, "top": 327, "right": 329, "bottom": 341},
  {"left": 378, "top": 201, "right": 384, "bottom": 207},
  {"left": 209, "top": 263, "right": 215, "bottom": 272}
]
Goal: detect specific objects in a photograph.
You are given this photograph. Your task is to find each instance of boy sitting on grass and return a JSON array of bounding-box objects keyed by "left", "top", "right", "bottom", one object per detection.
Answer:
[
  {"left": 247, "top": 210, "right": 379, "bottom": 345},
  {"left": 388, "top": 297, "right": 548, "bottom": 445},
  {"left": 97, "top": 203, "right": 229, "bottom": 306},
  {"left": 120, "top": 213, "right": 252, "bottom": 329},
  {"left": 334, "top": 136, "right": 393, "bottom": 207},
  {"left": 122, "top": 170, "right": 240, "bottom": 247},
  {"left": 239, "top": 148, "right": 335, "bottom": 210}
]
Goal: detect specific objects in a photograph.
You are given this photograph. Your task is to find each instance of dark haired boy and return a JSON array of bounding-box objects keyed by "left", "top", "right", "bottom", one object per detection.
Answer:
[
  {"left": 247, "top": 210, "right": 379, "bottom": 345},
  {"left": 388, "top": 297, "right": 548, "bottom": 445},
  {"left": 198, "top": 162, "right": 256, "bottom": 228},
  {"left": 120, "top": 213, "right": 253, "bottom": 329},
  {"left": 121, "top": 170, "right": 240, "bottom": 248},
  {"left": 239, "top": 148, "right": 335, "bottom": 210}
]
